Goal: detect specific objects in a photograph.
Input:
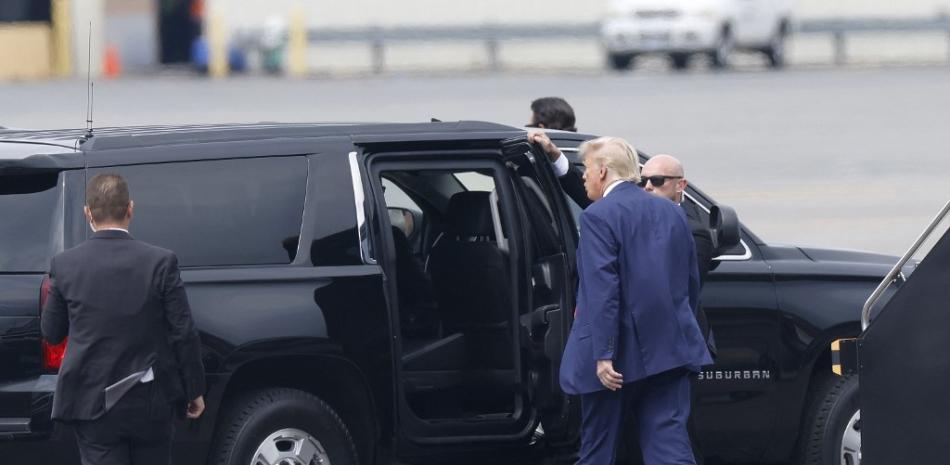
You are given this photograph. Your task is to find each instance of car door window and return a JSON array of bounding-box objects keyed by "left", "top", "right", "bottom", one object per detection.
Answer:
[
  {"left": 382, "top": 178, "right": 423, "bottom": 240},
  {"left": 0, "top": 172, "right": 62, "bottom": 272},
  {"left": 91, "top": 157, "right": 307, "bottom": 267},
  {"left": 453, "top": 171, "right": 494, "bottom": 192}
]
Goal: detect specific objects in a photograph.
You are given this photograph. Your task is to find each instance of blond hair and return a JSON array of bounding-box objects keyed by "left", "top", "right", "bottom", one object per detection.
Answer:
[{"left": 578, "top": 136, "right": 641, "bottom": 183}]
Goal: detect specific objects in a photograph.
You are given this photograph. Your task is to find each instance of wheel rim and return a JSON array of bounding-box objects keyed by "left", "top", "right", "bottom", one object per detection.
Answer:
[
  {"left": 771, "top": 33, "right": 785, "bottom": 62},
  {"left": 840, "top": 410, "right": 861, "bottom": 465},
  {"left": 251, "top": 428, "right": 330, "bottom": 465}
]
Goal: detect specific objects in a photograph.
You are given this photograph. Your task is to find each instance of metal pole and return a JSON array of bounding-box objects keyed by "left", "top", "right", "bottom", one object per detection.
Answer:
[
  {"left": 51, "top": 0, "right": 73, "bottom": 77},
  {"left": 486, "top": 38, "right": 500, "bottom": 72},
  {"left": 862, "top": 199, "right": 950, "bottom": 329},
  {"left": 208, "top": 10, "right": 229, "bottom": 78},
  {"left": 833, "top": 31, "right": 847, "bottom": 66},
  {"left": 286, "top": 7, "right": 307, "bottom": 77},
  {"left": 371, "top": 39, "right": 385, "bottom": 74}
]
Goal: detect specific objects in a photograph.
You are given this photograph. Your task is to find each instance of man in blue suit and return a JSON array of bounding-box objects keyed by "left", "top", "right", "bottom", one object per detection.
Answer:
[{"left": 559, "top": 137, "right": 712, "bottom": 465}]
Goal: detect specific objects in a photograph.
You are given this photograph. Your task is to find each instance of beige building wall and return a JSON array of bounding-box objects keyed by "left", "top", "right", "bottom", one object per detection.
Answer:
[{"left": 0, "top": 23, "right": 52, "bottom": 80}]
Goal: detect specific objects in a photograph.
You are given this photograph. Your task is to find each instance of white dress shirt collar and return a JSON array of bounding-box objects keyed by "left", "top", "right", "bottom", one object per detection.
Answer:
[
  {"left": 96, "top": 227, "right": 129, "bottom": 234},
  {"left": 603, "top": 179, "right": 625, "bottom": 198}
]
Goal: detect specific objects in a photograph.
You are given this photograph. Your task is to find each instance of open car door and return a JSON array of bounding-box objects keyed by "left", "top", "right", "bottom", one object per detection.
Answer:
[{"left": 501, "top": 136, "right": 579, "bottom": 445}]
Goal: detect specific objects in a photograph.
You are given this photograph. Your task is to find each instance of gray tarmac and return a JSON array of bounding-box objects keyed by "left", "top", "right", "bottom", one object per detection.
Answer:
[{"left": 3, "top": 65, "right": 950, "bottom": 256}]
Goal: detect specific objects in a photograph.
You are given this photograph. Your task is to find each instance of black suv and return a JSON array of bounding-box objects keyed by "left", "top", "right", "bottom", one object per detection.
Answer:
[{"left": 1, "top": 122, "right": 892, "bottom": 465}]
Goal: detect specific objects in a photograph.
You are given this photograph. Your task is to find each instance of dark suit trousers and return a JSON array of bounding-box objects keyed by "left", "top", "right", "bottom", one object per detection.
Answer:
[
  {"left": 73, "top": 382, "right": 175, "bottom": 465},
  {"left": 577, "top": 368, "right": 695, "bottom": 465}
]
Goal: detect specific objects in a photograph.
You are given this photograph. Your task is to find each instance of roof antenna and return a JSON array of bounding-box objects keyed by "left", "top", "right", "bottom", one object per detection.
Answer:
[{"left": 80, "top": 22, "right": 94, "bottom": 144}]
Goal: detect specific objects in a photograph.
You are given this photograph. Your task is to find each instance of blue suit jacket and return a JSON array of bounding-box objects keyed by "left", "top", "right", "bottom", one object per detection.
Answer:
[{"left": 559, "top": 182, "right": 713, "bottom": 395}]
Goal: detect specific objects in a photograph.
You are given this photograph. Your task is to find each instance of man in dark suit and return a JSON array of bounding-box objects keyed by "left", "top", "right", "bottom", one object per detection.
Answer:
[
  {"left": 640, "top": 154, "right": 718, "bottom": 348},
  {"left": 559, "top": 137, "right": 712, "bottom": 465},
  {"left": 640, "top": 154, "right": 719, "bottom": 465},
  {"left": 41, "top": 173, "right": 206, "bottom": 465}
]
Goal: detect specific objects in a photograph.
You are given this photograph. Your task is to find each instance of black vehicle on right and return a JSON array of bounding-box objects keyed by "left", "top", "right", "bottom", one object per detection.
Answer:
[{"left": 550, "top": 132, "right": 883, "bottom": 465}]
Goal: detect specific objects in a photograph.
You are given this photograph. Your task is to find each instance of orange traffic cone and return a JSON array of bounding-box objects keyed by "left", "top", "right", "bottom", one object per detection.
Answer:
[{"left": 103, "top": 44, "right": 122, "bottom": 78}]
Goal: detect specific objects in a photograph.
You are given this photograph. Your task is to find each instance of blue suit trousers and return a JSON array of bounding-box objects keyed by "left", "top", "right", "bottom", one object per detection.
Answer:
[{"left": 576, "top": 368, "right": 695, "bottom": 465}]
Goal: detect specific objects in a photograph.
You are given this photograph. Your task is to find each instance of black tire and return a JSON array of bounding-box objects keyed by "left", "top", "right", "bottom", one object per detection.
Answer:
[
  {"left": 211, "top": 388, "right": 359, "bottom": 465},
  {"left": 709, "top": 27, "right": 733, "bottom": 69},
  {"left": 608, "top": 53, "right": 636, "bottom": 71},
  {"left": 798, "top": 374, "right": 861, "bottom": 465},
  {"left": 765, "top": 26, "right": 788, "bottom": 69},
  {"left": 669, "top": 53, "right": 691, "bottom": 71}
]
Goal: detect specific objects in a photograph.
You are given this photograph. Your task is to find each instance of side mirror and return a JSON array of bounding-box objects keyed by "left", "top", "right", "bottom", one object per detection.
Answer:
[
  {"left": 387, "top": 207, "right": 417, "bottom": 238},
  {"left": 709, "top": 204, "right": 740, "bottom": 254}
]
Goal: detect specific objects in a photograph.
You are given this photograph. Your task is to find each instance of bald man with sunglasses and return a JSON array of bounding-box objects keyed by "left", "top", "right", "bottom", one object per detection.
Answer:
[{"left": 640, "top": 154, "right": 720, "bottom": 296}]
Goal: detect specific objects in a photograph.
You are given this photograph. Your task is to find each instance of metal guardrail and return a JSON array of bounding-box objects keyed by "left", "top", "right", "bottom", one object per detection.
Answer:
[
  {"left": 798, "top": 17, "right": 950, "bottom": 65},
  {"left": 238, "top": 16, "right": 950, "bottom": 73},
  {"left": 300, "top": 24, "right": 602, "bottom": 72},
  {"left": 862, "top": 199, "right": 950, "bottom": 330},
  {"left": 797, "top": 17, "right": 950, "bottom": 33}
]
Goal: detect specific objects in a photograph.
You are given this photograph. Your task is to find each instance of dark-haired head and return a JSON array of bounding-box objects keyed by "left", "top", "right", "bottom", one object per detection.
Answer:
[
  {"left": 529, "top": 97, "right": 577, "bottom": 132},
  {"left": 84, "top": 173, "right": 132, "bottom": 227}
]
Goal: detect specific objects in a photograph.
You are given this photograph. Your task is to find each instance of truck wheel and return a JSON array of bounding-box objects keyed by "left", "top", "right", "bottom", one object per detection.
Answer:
[
  {"left": 669, "top": 53, "right": 691, "bottom": 71},
  {"left": 211, "top": 388, "right": 359, "bottom": 465},
  {"left": 799, "top": 374, "right": 861, "bottom": 465},
  {"left": 608, "top": 53, "right": 636, "bottom": 71}
]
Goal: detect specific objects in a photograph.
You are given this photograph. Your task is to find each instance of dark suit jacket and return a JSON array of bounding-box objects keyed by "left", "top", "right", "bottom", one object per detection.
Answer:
[
  {"left": 41, "top": 230, "right": 206, "bottom": 421},
  {"left": 682, "top": 201, "right": 719, "bottom": 358},
  {"left": 559, "top": 164, "right": 591, "bottom": 209},
  {"left": 559, "top": 163, "right": 718, "bottom": 359},
  {"left": 559, "top": 183, "right": 712, "bottom": 395}
]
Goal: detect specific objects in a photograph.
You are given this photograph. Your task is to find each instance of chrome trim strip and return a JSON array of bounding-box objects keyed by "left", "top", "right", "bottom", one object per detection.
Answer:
[
  {"left": 0, "top": 418, "right": 30, "bottom": 433},
  {"left": 683, "top": 191, "right": 752, "bottom": 261},
  {"left": 862, "top": 198, "right": 950, "bottom": 330},
  {"left": 348, "top": 151, "right": 377, "bottom": 265}
]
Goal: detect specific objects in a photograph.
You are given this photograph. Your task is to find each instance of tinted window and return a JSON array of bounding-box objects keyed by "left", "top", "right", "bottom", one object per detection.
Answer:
[
  {"left": 453, "top": 172, "right": 495, "bottom": 192},
  {"left": 94, "top": 157, "right": 307, "bottom": 267},
  {"left": 0, "top": 172, "right": 61, "bottom": 272},
  {"left": 382, "top": 178, "right": 421, "bottom": 212}
]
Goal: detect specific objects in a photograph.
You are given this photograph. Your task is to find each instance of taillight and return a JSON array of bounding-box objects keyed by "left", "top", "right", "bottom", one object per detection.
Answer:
[
  {"left": 39, "top": 275, "right": 67, "bottom": 372},
  {"left": 42, "top": 340, "right": 67, "bottom": 372}
]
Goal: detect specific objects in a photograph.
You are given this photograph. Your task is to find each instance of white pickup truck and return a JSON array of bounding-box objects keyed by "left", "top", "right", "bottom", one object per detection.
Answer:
[{"left": 601, "top": 0, "right": 793, "bottom": 70}]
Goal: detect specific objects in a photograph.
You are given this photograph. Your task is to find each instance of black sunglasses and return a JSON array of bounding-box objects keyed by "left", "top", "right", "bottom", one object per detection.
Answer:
[{"left": 636, "top": 175, "right": 682, "bottom": 188}]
